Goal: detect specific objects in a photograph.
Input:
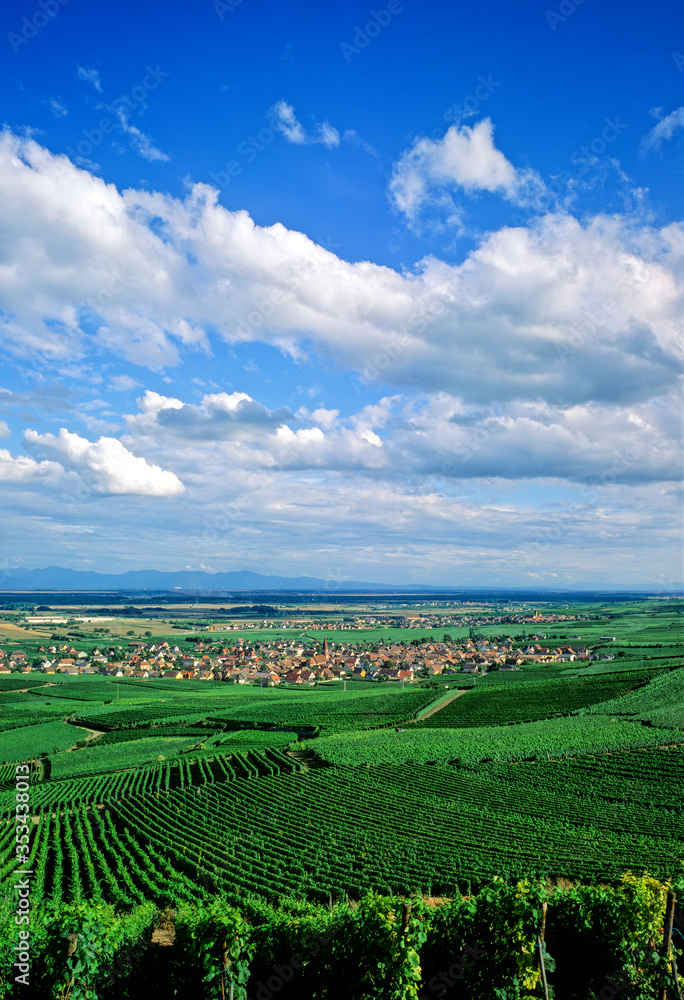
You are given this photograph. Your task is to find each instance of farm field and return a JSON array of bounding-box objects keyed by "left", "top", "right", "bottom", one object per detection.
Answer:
[
  {"left": 411, "top": 665, "right": 670, "bottom": 727},
  {"left": 2, "top": 596, "right": 681, "bottom": 654},
  {"left": 0, "top": 598, "right": 682, "bottom": 997},
  {"left": 9, "top": 746, "right": 684, "bottom": 909},
  {"left": 309, "top": 712, "right": 684, "bottom": 766}
]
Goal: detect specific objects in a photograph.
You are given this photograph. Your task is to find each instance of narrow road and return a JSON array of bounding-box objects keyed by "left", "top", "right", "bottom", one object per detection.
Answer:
[
  {"left": 65, "top": 726, "right": 104, "bottom": 751},
  {"left": 285, "top": 749, "right": 331, "bottom": 771},
  {"left": 410, "top": 688, "right": 469, "bottom": 722}
]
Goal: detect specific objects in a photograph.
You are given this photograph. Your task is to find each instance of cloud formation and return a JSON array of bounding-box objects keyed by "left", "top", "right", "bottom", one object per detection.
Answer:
[
  {"left": 0, "top": 450, "right": 61, "bottom": 484},
  {"left": 0, "top": 127, "right": 681, "bottom": 588},
  {"left": 114, "top": 108, "right": 170, "bottom": 162},
  {"left": 24, "top": 428, "right": 184, "bottom": 496},
  {"left": 642, "top": 106, "right": 684, "bottom": 151},
  {"left": 76, "top": 66, "right": 102, "bottom": 93},
  {"left": 121, "top": 387, "right": 680, "bottom": 486},
  {"left": 127, "top": 389, "right": 293, "bottom": 440},
  {"left": 0, "top": 130, "right": 680, "bottom": 413},
  {"left": 269, "top": 101, "right": 340, "bottom": 148},
  {"left": 389, "top": 119, "right": 547, "bottom": 222}
]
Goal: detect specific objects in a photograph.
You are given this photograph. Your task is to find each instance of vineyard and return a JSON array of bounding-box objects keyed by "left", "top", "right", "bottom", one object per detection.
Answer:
[
  {"left": 15, "top": 748, "right": 679, "bottom": 905},
  {"left": 47, "top": 736, "right": 206, "bottom": 779},
  {"left": 0, "top": 720, "right": 90, "bottom": 761},
  {"left": 584, "top": 666, "right": 684, "bottom": 727},
  {"left": 205, "top": 687, "right": 441, "bottom": 733},
  {"left": 0, "top": 607, "right": 683, "bottom": 998},
  {"left": 1, "top": 876, "right": 681, "bottom": 999},
  {"left": 309, "top": 711, "right": 684, "bottom": 766},
  {"left": 412, "top": 666, "right": 668, "bottom": 728}
]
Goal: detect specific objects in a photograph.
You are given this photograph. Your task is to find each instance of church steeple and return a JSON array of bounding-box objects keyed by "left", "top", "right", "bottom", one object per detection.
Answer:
[{"left": 323, "top": 637, "right": 329, "bottom": 659}]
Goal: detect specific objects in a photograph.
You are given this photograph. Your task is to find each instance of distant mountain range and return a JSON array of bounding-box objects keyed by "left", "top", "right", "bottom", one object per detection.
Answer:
[
  {"left": 0, "top": 567, "right": 671, "bottom": 596},
  {"left": 0, "top": 566, "right": 435, "bottom": 592}
]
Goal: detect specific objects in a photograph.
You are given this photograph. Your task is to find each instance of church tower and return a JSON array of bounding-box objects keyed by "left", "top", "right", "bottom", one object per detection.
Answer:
[{"left": 323, "top": 637, "right": 329, "bottom": 660}]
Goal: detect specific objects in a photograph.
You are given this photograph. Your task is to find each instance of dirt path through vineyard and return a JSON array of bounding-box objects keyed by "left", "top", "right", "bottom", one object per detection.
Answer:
[{"left": 409, "top": 688, "right": 470, "bottom": 722}]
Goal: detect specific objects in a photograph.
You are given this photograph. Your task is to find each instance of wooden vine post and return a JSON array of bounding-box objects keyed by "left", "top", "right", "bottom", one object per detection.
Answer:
[
  {"left": 400, "top": 900, "right": 412, "bottom": 938},
  {"left": 659, "top": 892, "right": 681, "bottom": 1000},
  {"left": 536, "top": 900, "right": 549, "bottom": 1000},
  {"left": 392, "top": 901, "right": 412, "bottom": 983},
  {"left": 220, "top": 931, "right": 233, "bottom": 1000}
]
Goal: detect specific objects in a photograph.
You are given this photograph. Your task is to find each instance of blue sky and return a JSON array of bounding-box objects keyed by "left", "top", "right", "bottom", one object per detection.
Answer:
[{"left": 0, "top": 0, "right": 682, "bottom": 588}]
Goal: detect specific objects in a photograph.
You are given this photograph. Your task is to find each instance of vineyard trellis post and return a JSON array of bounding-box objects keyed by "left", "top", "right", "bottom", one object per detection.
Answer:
[
  {"left": 220, "top": 929, "right": 234, "bottom": 1000},
  {"left": 659, "top": 892, "right": 680, "bottom": 1000},
  {"left": 536, "top": 899, "right": 548, "bottom": 1000}
]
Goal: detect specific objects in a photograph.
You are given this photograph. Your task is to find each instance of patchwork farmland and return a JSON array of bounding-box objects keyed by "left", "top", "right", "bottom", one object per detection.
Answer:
[{"left": 1, "top": 597, "right": 682, "bottom": 998}]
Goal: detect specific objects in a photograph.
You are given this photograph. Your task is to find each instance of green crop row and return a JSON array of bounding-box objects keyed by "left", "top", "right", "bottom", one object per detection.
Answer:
[
  {"left": 10, "top": 743, "right": 681, "bottom": 909},
  {"left": 414, "top": 667, "right": 669, "bottom": 729},
  {"left": 0, "top": 747, "right": 300, "bottom": 819},
  {"left": 1, "top": 875, "right": 680, "bottom": 1000},
  {"left": 308, "top": 713, "right": 684, "bottom": 766},
  {"left": 0, "top": 719, "right": 90, "bottom": 763}
]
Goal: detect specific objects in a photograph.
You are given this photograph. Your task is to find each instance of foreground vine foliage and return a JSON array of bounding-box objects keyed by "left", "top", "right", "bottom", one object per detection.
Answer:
[{"left": 1, "top": 873, "right": 681, "bottom": 1000}]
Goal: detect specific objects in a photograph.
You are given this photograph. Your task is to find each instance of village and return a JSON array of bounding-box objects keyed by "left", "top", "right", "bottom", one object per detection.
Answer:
[
  {"left": 203, "top": 606, "right": 607, "bottom": 632},
  {"left": 0, "top": 630, "right": 608, "bottom": 686}
]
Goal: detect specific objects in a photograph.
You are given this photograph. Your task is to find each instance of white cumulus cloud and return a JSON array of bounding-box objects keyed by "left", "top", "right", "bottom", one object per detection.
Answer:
[
  {"left": 0, "top": 449, "right": 62, "bottom": 483},
  {"left": 24, "top": 428, "right": 184, "bottom": 496},
  {"left": 0, "top": 130, "right": 681, "bottom": 412},
  {"left": 389, "top": 119, "right": 547, "bottom": 223},
  {"left": 127, "top": 389, "right": 292, "bottom": 440}
]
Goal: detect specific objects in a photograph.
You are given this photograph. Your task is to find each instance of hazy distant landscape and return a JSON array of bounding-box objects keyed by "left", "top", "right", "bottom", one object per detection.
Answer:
[{"left": 1, "top": 590, "right": 682, "bottom": 996}]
